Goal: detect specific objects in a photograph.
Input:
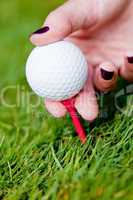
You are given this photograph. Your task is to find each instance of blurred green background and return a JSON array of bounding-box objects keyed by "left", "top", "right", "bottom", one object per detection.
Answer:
[
  {"left": 0, "top": 1, "right": 133, "bottom": 200},
  {"left": 0, "top": 0, "right": 64, "bottom": 85},
  {"left": 0, "top": 0, "right": 65, "bottom": 136}
]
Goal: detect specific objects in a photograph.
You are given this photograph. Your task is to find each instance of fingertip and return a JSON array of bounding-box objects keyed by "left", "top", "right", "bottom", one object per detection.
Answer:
[
  {"left": 75, "top": 101, "right": 99, "bottom": 122},
  {"left": 75, "top": 91, "right": 99, "bottom": 122},
  {"left": 30, "top": 34, "right": 43, "bottom": 46},
  {"left": 44, "top": 100, "right": 67, "bottom": 118},
  {"left": 94, "top": 62, "right": 118, "bottom": 92},
  {"left": 29, "top": 9, "right": 72, "bottom": 46},
  {"left": 120, "top": 53, "right": 133, "bottom": 81}
]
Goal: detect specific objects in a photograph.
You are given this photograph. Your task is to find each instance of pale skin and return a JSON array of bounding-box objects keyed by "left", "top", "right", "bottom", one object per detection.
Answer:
[{"left": 30, "top": 0, "right": 133, "bottom": 121}]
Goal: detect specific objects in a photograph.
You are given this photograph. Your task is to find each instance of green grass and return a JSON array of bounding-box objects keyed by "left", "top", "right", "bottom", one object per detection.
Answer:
[{"left": 0, "top": 0, "right": 133, "bottom": 199}]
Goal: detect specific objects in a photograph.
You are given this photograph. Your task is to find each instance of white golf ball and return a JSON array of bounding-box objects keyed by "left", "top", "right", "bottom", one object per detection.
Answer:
[{"left": 26, "top": 41, "right": 88, "bottom": 101}]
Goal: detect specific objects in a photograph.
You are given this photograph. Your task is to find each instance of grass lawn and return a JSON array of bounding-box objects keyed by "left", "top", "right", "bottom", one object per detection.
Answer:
[{"left": 0, "top": 0, "right": 133, "bottom": 199}]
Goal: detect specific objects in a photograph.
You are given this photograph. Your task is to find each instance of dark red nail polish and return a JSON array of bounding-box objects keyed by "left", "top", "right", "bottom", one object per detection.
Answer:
[
  {"left": 101, "top": 68, "right": 114, "bottom": 80},
  {"left": 32, "top": 26, "right": 49, "bottom": 35},
  {"left": 127, "top": 56, "right": 133, "bottom": 64}
]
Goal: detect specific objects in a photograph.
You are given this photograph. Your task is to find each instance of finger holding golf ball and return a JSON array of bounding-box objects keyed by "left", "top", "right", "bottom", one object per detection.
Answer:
[{"left": 26, "top": 41, "right": 89, "bottom": 143}]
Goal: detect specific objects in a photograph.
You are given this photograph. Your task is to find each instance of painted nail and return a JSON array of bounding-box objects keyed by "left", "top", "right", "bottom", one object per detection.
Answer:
[
  {"left": 101, "top": 68, "right": 114, "bottom": 80},
  {"left": 127, "top": 56, "right": 133, "bottom": 64},
  {"left": 32, "top": 26, "right": 49, "bottom": 35}
]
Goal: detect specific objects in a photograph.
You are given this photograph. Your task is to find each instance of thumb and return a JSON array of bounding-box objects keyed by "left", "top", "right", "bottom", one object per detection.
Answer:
[{"left": 30, "top": 0, "right": 98, "bottom": 46}]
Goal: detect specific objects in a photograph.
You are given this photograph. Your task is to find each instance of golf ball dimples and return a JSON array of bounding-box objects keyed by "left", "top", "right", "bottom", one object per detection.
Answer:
[{"left": 26, "top": 41, "right": 88, "bottom": 101}]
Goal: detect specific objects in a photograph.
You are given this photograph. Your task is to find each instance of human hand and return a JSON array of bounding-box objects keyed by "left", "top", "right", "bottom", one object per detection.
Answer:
[{"left": 30, "top": 0, "right": 133, "bottom": 121}]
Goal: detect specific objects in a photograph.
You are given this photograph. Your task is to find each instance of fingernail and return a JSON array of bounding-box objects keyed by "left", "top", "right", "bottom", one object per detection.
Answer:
[
  {"left": 127, "top": 56, "right": 133, "bottom": 64},
  {"left": 32, "top": 26, "right": 50, "bottom": 35},
  {"left": 101, "top": 68, "right": 114, "bottom": 80}
]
